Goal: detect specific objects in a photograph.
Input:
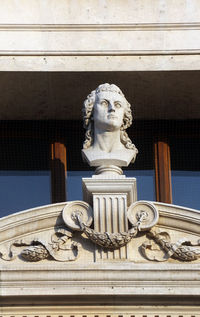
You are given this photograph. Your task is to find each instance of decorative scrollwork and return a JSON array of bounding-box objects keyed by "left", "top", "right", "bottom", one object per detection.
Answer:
[
  {"left": 0, "top": 228, "right": 81, "bottom": 262},
  {"left": 62, "top": 201, "right": 160, "bottom": 250},
  {"left": 141, "top": 229, "right": 200, "bottom": 262},
  {"left": 62, "top": 201, "right": 93, "bottom": 231},
  {"left": 127, "top": 201, "right": 159, "bottom": 231}
]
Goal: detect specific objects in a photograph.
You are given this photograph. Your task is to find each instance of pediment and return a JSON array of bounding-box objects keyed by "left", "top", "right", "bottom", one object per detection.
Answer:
[{"left": 0, "top": 200, "right": 199, "bottom": 298}]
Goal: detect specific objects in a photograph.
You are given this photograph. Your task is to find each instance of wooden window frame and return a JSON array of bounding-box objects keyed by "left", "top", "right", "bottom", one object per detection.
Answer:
[{"left": 154, "top": 139, "right": 172, "bottom": 204}]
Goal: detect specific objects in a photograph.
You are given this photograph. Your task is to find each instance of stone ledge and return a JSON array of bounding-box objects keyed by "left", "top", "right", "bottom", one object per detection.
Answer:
[
  {"left": 1, "top": 55, "right": 200, "bottom": 72},
  {"left": 1, "top": 263, "right": 200, "bottom": 296}
]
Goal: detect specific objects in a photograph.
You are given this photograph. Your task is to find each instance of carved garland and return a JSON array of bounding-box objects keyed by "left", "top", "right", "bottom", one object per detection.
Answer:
[
  {"left": 0, "top": 201, "right": 199, "bottom": 262},
  {"left": 141, "top": 229, "right": 200, "bottom": 262},
  {"left": 0, "top": 228, "right": 81, "bottom": 262},
  {"left": 62, "top": 200, "right": 160, "bottom": 250}
]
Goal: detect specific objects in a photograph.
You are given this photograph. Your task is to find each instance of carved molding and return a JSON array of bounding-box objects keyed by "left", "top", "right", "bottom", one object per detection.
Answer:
[
  {"left": 0, "top": 23, "right": 200, "bottom": 57},
  {"left": 82, "top": 178, "right": 137, "bottom": 207},
  {"left": 1, "top": 23, "right": 200, "bottom": 32},
  {"left": 2, "top": 305, "right": 200, "bottom": 317},
  {"left": 154, "top": 202, "right": 200, "bottom": 234},
  {"left": 0, "top": 202, "right": 67, "bottom": 244},
  {"left": 1, "top": 263, "right": 200, "bottom": 297}
]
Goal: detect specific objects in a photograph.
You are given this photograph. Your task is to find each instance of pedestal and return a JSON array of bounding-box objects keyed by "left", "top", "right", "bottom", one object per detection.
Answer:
[{"left": 82, "top": 174, "right": 137, "bottom": 261}]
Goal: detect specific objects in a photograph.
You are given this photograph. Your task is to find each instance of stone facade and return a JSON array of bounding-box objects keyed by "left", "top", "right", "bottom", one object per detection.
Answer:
[{"left": 0, "top": 1, "right": 200, "bottom": 316}]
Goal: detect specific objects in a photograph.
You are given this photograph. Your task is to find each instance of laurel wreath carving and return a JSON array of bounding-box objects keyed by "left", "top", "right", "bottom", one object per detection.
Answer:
[{"left": 141, "top": 229, "right": 200, "bottom": 262}]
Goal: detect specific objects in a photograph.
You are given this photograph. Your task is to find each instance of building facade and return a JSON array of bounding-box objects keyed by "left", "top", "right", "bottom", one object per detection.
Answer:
[{"left": 0, "top": 1, "right": 200, "bottom": 316}]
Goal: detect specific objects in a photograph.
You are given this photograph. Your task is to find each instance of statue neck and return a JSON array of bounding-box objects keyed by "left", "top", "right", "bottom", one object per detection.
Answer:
[{"left": 93, "top": 128, "right": 123, "bottom": 152}]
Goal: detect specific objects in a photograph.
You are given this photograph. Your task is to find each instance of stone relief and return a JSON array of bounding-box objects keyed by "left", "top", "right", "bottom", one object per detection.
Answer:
[
  {"left": 141, "top": 229, "right": 200, "bottom": 262},
  {"left": 0, "top": 201, "right": 159, "bottom": 262},
  {"left": 71, "top": 211, "right": 138, "bottom": 249},
  {"left": 61, "top": 201, "right": 200, "bottom": 261},
  {"left": 62, "top": 200, "right": 158, "bottom": 250},
  {"left": 0, "top": 228, "right": 81, "bottom": 262},
  {"left": 82, "top": 83, "right": 138, "bottom": 167},
  {"left": 0, "top": 201, "right": 199, "bottom": 263}
]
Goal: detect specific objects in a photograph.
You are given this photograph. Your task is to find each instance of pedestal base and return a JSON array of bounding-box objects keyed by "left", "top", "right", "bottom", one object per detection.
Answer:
[{"left": 82, "top": 175, "right": 137, "bottom": 261}]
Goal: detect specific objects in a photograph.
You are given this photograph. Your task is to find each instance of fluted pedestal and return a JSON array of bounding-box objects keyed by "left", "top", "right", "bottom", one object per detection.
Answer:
[{"left": 82, "top": 171, "right": 137, "bottom": 261}]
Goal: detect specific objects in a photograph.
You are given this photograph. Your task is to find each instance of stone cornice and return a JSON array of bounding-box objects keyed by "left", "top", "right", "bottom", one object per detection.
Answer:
[
  {"left": 0, "top": 23, "right": 199, "bottom": 57},
  {"left": 0, "top": 202, "right": 67, "bottom": 243},
  {"left": 154, "top": 202, "right": 200, "bottom": 234},
  {"left": 1, "top": 263, "right": 200, "bottom": 297},
  {"left": 0, "top": 201, "right": 199, "bottom": 243},
  {"left": 0, "top": 23, "right": 200, "bottom": 32},
  {"left": 1, "top": 50, "right": 200, "bottom": 56},
  {"left": 2, "top": 304, "right": 200, "bottom": 313}
]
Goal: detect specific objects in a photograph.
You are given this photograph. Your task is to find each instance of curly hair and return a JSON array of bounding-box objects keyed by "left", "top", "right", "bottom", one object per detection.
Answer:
[{"left": 82, "top": 83, "right": 138, "bottom": 153}]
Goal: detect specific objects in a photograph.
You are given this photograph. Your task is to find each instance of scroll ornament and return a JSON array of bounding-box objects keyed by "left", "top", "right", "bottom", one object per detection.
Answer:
[
  {"left": 0, "top": 201, "right": 158, "bottom": 262},
  {"left": 1, "top": 200, "right": 199, "bottom": 262},
  {"left": 141, "top": 229, "right": 200, "bottom": 262},
  {"left": 0, "top": 228, "right": 80, "bottom": 262},
  {"left": 62, "top": 201, "right": 200, "bottom": 261},
  {"left": 62, "top": 200, "right": 159, "bottom": 250}
]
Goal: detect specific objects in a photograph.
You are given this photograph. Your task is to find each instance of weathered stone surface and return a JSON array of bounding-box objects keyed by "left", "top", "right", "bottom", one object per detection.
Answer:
[
  {"left": 0, "top": 1, "right": 200, "bottom": 73},
  {"left": 0, "top": 201, "right": 199, "bottom": 297}
]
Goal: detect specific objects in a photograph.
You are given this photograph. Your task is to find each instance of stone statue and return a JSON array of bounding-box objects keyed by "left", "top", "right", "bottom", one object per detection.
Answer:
[{"left": 82, "top": 83, "right": 138, "bottom": 167}]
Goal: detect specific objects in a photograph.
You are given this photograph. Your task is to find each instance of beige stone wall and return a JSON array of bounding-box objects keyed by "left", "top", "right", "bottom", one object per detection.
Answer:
[
  {"left": 0, "top": 0, "right": 200, "bottom": 25},
  {"left": 0, "top": 1, "right": 200, "bottom": 71}
]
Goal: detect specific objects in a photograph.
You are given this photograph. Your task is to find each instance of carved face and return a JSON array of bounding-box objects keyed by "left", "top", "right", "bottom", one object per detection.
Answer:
[{"left": 93, "top": 91, "right": 126, "bottom": 131}]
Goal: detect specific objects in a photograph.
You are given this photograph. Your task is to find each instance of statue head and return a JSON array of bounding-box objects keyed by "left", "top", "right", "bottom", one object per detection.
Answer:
[{"left": 82, "top": 83, "right": 135, "bottom": 150}]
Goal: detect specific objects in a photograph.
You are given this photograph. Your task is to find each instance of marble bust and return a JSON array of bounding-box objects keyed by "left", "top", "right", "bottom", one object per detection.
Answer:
[{"left": 82, "top": 83, "right": 138, "bottom": 167}]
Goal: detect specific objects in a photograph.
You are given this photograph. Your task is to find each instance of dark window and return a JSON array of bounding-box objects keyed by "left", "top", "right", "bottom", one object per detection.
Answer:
[
  {"left": 0, "top": 128, "right": 50, "bottom": 217},
  {"left": 170, "top": 137, "right": 200, "bottom": 209}
]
